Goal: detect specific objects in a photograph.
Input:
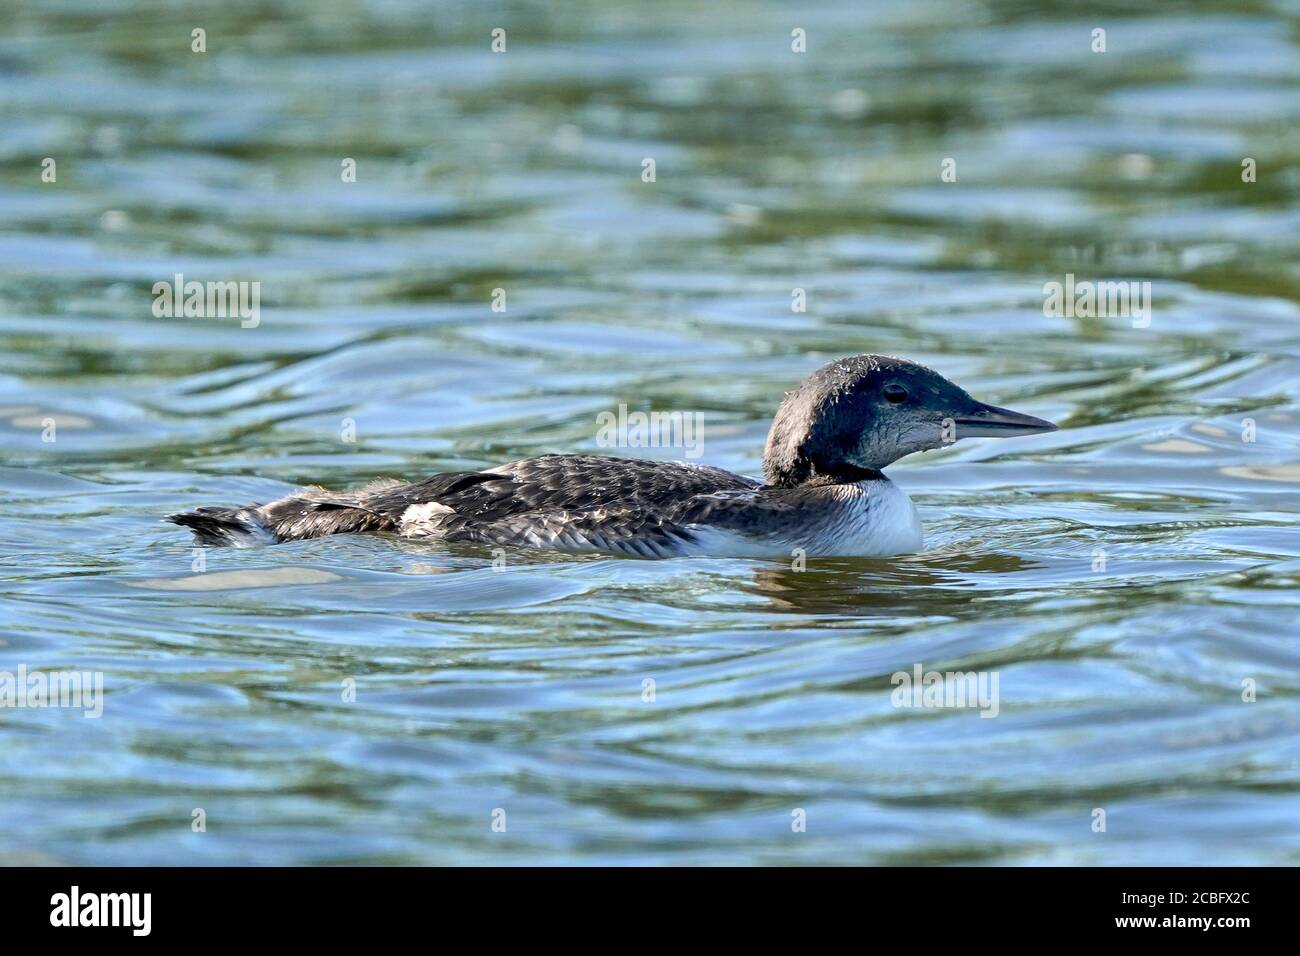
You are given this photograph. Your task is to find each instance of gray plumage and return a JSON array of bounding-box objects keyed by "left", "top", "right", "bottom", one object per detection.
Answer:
[{"left": 166, "top": 354, "right": 1056, "bottom": 557}]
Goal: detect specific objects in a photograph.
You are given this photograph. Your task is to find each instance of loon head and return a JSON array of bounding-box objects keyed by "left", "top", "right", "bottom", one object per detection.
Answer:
[{"left": 762, "top": 354, "right": 1057, "bottom": 487}]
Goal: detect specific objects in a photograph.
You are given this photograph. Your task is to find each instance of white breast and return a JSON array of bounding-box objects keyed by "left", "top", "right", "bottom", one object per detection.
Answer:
[
  {"left": 833, "top": 478, "right": 923, "bottom": 556},
  {"left": 679, "top": 479, "right": 923, "bottom": 558}
]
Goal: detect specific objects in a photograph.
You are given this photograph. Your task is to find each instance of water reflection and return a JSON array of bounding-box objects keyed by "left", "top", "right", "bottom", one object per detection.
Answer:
[{"left": 0, "top": 0, "right": 1297, "bottom": 865}]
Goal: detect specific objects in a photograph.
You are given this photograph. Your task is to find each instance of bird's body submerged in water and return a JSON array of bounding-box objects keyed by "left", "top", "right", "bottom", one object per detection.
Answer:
[{"left": 168, "top": 354, "right": 1056, "bottom": 558}]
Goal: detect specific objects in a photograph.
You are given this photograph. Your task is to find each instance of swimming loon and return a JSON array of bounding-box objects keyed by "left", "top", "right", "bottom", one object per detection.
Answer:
[{"left": 167, "top": 354, "right": 1056, "bottom": 558}]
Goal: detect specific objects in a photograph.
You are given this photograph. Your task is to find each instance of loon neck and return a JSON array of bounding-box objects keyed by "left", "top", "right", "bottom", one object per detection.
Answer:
[{"left": 776, "top": 463, "right": 886, "bottom": 488}]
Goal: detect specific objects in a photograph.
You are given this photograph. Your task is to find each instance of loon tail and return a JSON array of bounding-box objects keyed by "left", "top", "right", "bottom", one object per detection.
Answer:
[
  {"left": 166, "top": 479, "right": 406, "bottom": 547},
  {"left": 165, "top": 506, "right": 279, "bottom": 547}
]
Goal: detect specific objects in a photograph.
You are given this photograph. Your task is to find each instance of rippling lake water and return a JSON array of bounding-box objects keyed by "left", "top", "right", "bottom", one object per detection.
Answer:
[{"left": 1, "top": 1, "right": 1298, "bottom": 865}]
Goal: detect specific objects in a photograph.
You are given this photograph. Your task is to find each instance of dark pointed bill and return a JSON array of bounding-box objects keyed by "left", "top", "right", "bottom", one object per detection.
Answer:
[{"left": 955, "top": 402, "right": 1058, "bottom": 438}]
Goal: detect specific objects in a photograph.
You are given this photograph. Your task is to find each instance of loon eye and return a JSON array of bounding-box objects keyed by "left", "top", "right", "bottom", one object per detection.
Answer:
[{"left": 883, "top": 383, "right": 908, "bottom": 405}]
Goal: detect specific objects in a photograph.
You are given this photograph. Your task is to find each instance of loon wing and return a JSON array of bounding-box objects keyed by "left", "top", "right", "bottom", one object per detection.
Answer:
[
  {"left": 366, "top": 454, "right": 761, "bottom": 555},
  {"left": 368, "top": 454, "right": 758, "bottom": 522}
]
